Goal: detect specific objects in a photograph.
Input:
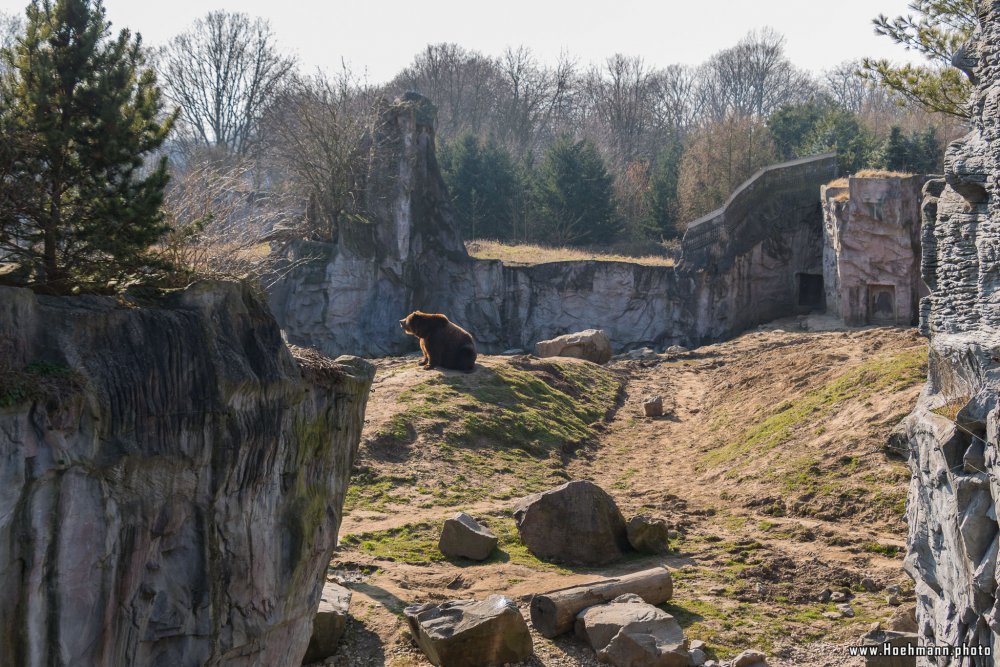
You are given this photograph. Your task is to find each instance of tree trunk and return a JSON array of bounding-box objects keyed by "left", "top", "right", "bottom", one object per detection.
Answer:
[{"left": 529, "top": 566, "right": 673, "bottom": 638}]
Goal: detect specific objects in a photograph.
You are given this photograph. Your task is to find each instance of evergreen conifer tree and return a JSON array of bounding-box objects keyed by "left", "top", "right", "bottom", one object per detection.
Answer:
[{"left": 0, "top": 0, "right": 173, "bottom": 290}]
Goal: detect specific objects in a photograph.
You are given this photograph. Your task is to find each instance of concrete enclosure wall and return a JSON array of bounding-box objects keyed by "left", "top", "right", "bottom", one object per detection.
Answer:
[{"left": 267, "top": 94, "right": 838, "bottom": 357}]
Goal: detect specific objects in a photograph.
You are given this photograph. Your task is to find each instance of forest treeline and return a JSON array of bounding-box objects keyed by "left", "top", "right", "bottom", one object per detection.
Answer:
[{"left": 0, "top": 3, "right": 969, "bottom": 275}]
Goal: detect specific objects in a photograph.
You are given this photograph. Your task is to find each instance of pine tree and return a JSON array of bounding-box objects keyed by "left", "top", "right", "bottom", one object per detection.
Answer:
[
  {"left": 0, "top": 0, "right": 173, "bottom": 290},
  {"left": 532, "top": 137, "right": 617, "bottom": 246},
  {"left": 883, "top": 126, "right": 911, "bottom": 172},
  {"left": 439, "top": 134, "right": 521, "bottom": 241},
  {"left": 645, "top": 140, "right": 683, "bottom": 240}
]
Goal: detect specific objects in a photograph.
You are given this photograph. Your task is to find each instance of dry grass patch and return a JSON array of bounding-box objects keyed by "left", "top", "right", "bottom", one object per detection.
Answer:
[{"left": 466, "top": 240, "right": 675, "bottom": 267}]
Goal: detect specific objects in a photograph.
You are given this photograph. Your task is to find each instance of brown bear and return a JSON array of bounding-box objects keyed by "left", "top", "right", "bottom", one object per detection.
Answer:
[{"left": 399, "top": 311, "right": 477, "bottom": 372}]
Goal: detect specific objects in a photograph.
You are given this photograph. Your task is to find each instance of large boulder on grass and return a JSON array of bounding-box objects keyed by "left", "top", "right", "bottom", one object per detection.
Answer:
[
  {"left": 513, "top": 480, "right": 629, "bottom": 565},
  {"left": 535, "top": 329, "right": 613, "bottom": 365},
  {"left": 438, "top": 512, "right": 498, "bottom": 561},
  {"left": 404, "top": 595, "right": 533, "bottom": 667}
]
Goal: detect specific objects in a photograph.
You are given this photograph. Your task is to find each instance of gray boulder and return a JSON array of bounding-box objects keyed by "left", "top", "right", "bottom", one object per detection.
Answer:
[
  {"left": 438, "top": 512, "right": 498, "bottom": 561},
  {"left": 302, "top": 582, "right": 352, "bottom": 663},
  {"left": 643, "top": 396, "right": 664, "bottom": 418},
  {"left": 513, "top": 480, "right": 629, "bottom": 565},
  {"left": 536, "top": 329, "right": 613, "bottom": 365},
  {"left": 732, "top": 649, "right": 768, "bottom": 667},
  {"left": 404, "top": 595, "right": 533, "bottom": 667},
  {"left": 627, "top": 515, "right": 671, "bottom": 555},
  {"left": 575, "top": 594, "right": 689, "bottom": 667}
]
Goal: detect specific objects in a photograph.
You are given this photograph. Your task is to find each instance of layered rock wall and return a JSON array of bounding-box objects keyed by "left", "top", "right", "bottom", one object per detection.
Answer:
[
  {"left": 0, "top": 281, "right": 373, "bottom": 667},
  {"left": 268, "top": 94, "right": 837, "bottom": 356},
  {"left": 822, "top": 175, "right": 926, "bottom": 326},
  {"left": 903, "top": 2, "right": 1000, "bottom": 662}
]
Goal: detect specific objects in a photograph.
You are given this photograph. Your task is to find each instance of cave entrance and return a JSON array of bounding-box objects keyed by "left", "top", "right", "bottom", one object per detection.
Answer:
[
  {"left": 797, "top": 273, "right": 825, "bottom": 310},
  {"left": 868, "top": 285, "right": 896, "bottom": 324}
]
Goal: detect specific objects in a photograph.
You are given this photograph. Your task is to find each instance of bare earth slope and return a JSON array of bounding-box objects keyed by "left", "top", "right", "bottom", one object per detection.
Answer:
[{"left": 321, "top": 326, "right": 926, "bottom": 667}]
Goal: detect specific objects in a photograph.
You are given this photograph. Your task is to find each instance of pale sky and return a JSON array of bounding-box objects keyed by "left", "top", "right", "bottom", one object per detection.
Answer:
[{"left": 0, "top": 0, "right": 929, "bottom": 83}]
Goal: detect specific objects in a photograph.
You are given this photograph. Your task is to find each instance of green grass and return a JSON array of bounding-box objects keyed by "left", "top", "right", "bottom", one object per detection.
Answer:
[
  {"left": 344, "top": 470, "right": 418, "bottom": 513},
  {"left": 338, "top": 513, "right": 569, "bottom": 572},
  {"left": 351, "top": 358, "right": 622, "bottom": 511},
  {"left": 704, "top": 348, "right": 926, "bottom": 468},
  {"left": 384, "top": 359, "right": 622, "bottom": 453}
]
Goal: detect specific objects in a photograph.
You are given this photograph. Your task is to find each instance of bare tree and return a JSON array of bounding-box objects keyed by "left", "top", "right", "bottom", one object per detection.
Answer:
[
  {"left": 584, "top": 54, "right": 657, "bottom": 167},
  {"left": 696, "top": 28, "right": 817, "bottom": 121},
  {"left": 158, "top": 11, "right": 295, "bottom": 157},
  {"left": 260, "top": 66, "right": 378, "bottom": 241},
  {"left": 392, "top": 43, "right": 499, "bottom": 137},
  {"left": 677, "top": 114, "right": 777, "bottom": 225},
  {"left": 160, "top": 159, "right": 298, "bottom": 285},
  {"left": 649, "top": 64, "right": 696, "bottom": 134}
]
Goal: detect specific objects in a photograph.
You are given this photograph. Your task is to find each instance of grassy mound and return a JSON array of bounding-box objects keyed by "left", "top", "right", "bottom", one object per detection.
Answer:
[{"left": 346, "top": 356, "right": 623, "bottom": 513}]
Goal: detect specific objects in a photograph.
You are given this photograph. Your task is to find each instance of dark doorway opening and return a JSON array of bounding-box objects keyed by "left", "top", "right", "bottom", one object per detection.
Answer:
[
  {"left": 797, "top": 273, "right": 825, "bottom": 309},
  {"left": 868, "top": 284, "right": 896, "bottom": 324}
]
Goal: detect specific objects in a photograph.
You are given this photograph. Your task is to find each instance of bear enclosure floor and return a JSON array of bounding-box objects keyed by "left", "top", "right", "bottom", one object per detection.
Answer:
[{"left": 319, "top": 326, "right": 926, "bottom": 667}]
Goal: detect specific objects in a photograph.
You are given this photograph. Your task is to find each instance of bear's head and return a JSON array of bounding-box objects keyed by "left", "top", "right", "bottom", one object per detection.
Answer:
[{"left": 399, "top": 311, "right": 448, "bottom": 338}]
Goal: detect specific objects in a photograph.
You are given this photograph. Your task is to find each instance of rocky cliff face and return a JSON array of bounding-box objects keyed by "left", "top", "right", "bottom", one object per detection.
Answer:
[
  {"left": 268, "top": 93, "right": 837, "bottom": 356},
  {"left": 0, "top": 281, "right": 374, "bottom": 667},
  {"left": 904, "top": 2, "right": 1000, "bottom": 662}
]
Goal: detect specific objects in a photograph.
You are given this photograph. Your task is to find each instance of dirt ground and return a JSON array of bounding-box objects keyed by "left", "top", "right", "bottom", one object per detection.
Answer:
[{"left": 318, "top": 325, "right": 927, "bottom": 667}]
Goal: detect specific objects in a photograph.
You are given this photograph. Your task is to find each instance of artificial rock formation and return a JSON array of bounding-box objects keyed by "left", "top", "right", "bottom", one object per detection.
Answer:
[
  {"left": 822, "top": 174, "right": 926, "bottom": 326},
  {"left": 269, "top": 93, "right": 837, "bottom": 357},
  {"left": 0, "top": 281, "right": 374, "bottom": 667},
  {"left": 903, "top": 1, "right": 1000, "bottom": 661}
]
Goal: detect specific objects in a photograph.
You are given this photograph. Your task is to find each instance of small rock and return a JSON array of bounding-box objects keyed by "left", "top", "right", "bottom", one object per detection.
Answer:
[
  {"left": 822, "top": 612, "right": 843, "bottom": 620},
  {"left": 690, "top": 647, "right": 708, "bottom": 665},
  {"left": 438, "top": 512, "right": 498, "bottom": 561},
  {"left": 500, "top": 348, "right": 525, "bottom": 355},
  {"left": 836, "top": 603, "right": 855, "bottom": 618},
  {"left": 627, "top": 515, "right": 671, "bottom": 554},
  {"left": 886, "top": 605, "right": 917, "bottom": 633},
  {"left": 885, "top": 584, "right": 902, "bottom": 596},
  {"left": 732, "top": 649, "right": 768, "bottom": 667},
  {"left": 886, "top": 593, "right": 901, "bottom": 606},
  {"left": 830, "top": 590, "right": 850, "bottom": 603},
  {"left": 690, "top": 640, "right": 705, "bottom": 651},
  {"left": 665, "top": 345, "right": 689, "bottom": 355},
  {"left": 861, "top": 577, "right": 878, "bottom": 592},
  {"left": 404, "top": 595, "right": 533, "bottom": 667},
  {"left": 816, "top": 588, "right": 832, "bottom": 603},
  {"left": 643, "top": 395, "right": 664, "bottom": 418},
  {"left": 704, "top": 662, "right": 720, "bottom": 667},
  {"left": 302, "top": 582, "right": 352, "bottom": 664}
]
